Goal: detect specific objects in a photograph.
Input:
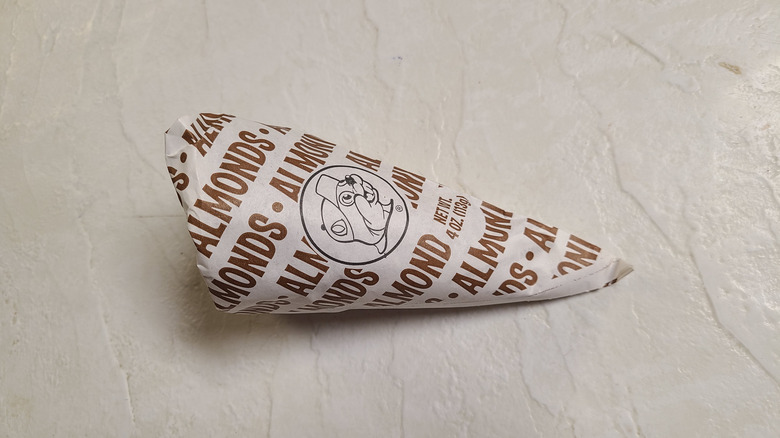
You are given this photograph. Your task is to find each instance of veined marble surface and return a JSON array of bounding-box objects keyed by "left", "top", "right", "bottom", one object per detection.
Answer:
[{"left": 1, "top": 0, "right": 779, "bottom": 436}]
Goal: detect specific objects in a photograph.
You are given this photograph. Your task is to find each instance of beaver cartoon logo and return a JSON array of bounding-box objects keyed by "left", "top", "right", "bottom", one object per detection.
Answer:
[{"left": 300, "top": 165, "right": 409, "bottom": 265}]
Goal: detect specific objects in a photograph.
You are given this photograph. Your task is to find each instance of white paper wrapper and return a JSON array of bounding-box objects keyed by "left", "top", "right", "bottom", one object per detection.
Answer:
[{"left": 165, "top": 113, "right": 632, "bottom": 314}]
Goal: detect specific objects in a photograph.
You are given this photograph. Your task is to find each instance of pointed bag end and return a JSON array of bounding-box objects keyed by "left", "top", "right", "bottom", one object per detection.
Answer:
[{"left": 613, "top": 259, "right": 633, "bottom": 284}]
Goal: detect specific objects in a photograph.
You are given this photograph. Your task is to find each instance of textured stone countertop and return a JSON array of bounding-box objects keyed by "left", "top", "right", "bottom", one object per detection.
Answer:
[{"left": 1, "top": 0, "right": 779, "bottom": 436}]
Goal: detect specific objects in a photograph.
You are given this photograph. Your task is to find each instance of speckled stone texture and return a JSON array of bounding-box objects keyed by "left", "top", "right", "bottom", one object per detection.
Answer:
[{"left": 1, "top": 0, "right": 778, "bottom": 436}]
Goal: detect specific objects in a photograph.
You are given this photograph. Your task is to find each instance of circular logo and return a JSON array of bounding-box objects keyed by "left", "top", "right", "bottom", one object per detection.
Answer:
[{"left": 300, "top": 165, "right": 409, "bottom": 265}]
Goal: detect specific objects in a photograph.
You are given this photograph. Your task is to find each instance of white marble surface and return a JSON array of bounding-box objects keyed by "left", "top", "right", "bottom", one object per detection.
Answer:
[{"left": 2, "top": 0, "right": 779, "bottom": 436}]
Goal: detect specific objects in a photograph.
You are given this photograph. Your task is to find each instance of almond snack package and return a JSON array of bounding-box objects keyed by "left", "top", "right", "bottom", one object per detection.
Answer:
[{"left": 165, "top": 113, "right": 632, "bottom": 314}]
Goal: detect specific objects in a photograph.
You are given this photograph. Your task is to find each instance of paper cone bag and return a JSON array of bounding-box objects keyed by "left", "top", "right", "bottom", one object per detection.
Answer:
[{"left": 165, "top": 113, "right": 632, "bottom": 314}]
